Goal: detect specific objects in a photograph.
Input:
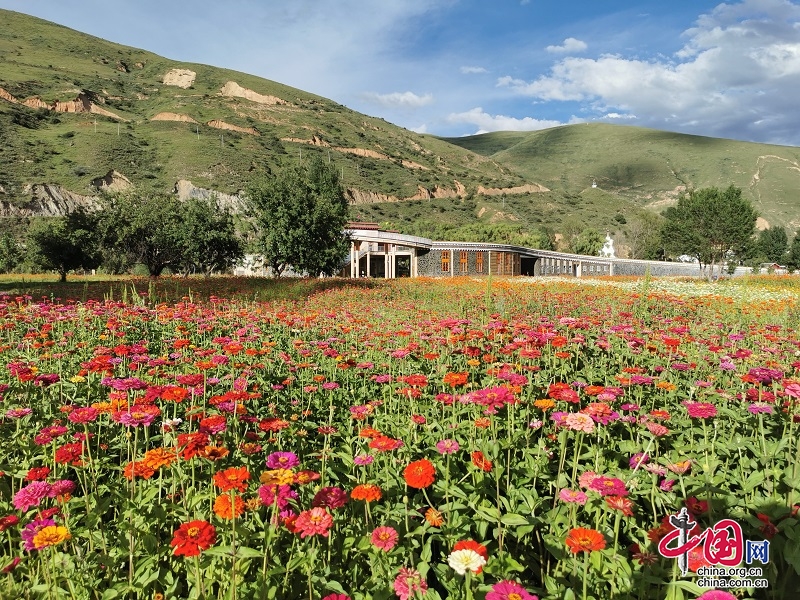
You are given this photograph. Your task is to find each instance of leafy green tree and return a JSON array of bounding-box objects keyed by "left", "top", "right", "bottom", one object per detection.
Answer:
[
  {"left": 26, "top": 209, "right": 102, "bottom": 281},
  {"left": 756, "top": 226, "right": 788, "bottom": 264},
  {"left": 625, "top": 212, "right": 664, "bottom": 260},
  {"left": 570, "top": 228, "right": 605, "bottom": 256},
  {"left": 0, "top": 231, "right": 23, "bottom": 273},
  {"left": 247, "top": 157, "right": 349, "bottom": 277},
  {"left": 177, "top": 197, "right": 244, "bottom": 276},
  {"left": 787, "top": 233, "right": 800, "bottom": 273},
  {"left": 98, "top": 192, "right": 185, "bottom": 276},
  {"left": 661, "top": 185, "right": 757, "bottom": 279}
]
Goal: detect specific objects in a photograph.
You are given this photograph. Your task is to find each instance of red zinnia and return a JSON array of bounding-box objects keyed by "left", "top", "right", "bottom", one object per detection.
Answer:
[
  {"left": 565, "top": 527, "right": 606, "bottom": 553},
  {"left": 404, "top": 459, "right": 436, "bottom": 489},
  {"left": 471, "top": 451, "right": 493, "bottom": 472},
  {"left": 170, "top": 520, "right": 216, "bottom": 557}
]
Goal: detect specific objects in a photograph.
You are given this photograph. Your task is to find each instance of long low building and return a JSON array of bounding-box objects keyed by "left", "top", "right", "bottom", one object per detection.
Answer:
[{"left": 345, "top": 223, "right": 614, "bottom": 278}]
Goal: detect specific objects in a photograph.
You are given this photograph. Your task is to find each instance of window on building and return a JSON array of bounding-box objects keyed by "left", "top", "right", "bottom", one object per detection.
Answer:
[
  {"left": 441, "top": 252, "right": 450, "bottom": 272},
  {"left": 459, "top": 251, "right": 468, "bottom": 273},
  {"left": 476, "top": 252, "right": 484, "bottom": 273}
]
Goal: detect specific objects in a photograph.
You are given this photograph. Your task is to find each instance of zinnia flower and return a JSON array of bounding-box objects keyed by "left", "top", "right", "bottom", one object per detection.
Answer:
[
  {"left": 31, "top": 525, "right": 71, "bottom": 550},
  {"left": 370, "top": 526, "right": 399, "bottom": 551},
  {"left": 453, "top": 539, "right": 488, "bottom": 573},
  {"left": 294, "top": 507, "right": 333, "bottom": 538},
  {"left": 351, "top": 484, "right": 382, "bottom": 502},
  {"left": 213, "top": 493, "right": 245, "bottom": 520},
  {"left": 486, "top": 580, "right": 538, "bottom": 600},
  {"left": 312, "top": 486, "right": 349, "bottom": 510},
  {"left": 170, "top": 520, "right": 216, "bottom": 557},
  {"left": 564, "top": 412, "right": 595, "bottom": 433},
  {"left": 605, "top": 495, "right": 634, "bottom": 516},
  {"left": 213, "top": 466, "right": 250, "bottom": 492},
  {"left": 559, "top": 489, "right": 588, "bottom": 505},
  {"left": 266, "top": 451, "right": 300, "bottom": 470},
  {"left": 435, "top": 439, "right": 459, "bottom": 454},
  {"left": 393, "top": 567, "right": 427, "bottom": 600},
  {"left": 448, "top": 549, "right": 486, "bottom": 575},
  {"left": 471, "top": 451, "right": 493, "bottom": 472},
  {"left": 13, "top": 481, "right": 51, "bottom": 512},
  {"left": 696, "top": 592, "right": 737, "bottom": 600},
  {"left": 404, "top": 459, "right": 436, "bottom": 489},
  {"left": 424, "top": 507, "right": 444, "bottom": 527},
  {"left": 565, "top": 527, "right": 606, "bottom": 553}
]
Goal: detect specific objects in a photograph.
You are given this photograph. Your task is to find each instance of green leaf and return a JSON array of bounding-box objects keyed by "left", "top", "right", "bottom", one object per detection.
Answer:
[{"left": 500, "top": 513, "right": 529, "bottom": 527}]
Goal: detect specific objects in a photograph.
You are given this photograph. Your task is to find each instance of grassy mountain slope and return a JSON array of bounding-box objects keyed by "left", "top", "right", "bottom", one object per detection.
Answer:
[
  {"left": 3, "top": 9, "right": 800, "bottom": 256},
  {"left": 442, "top": 124, "right": 800, "bottom": 230}
]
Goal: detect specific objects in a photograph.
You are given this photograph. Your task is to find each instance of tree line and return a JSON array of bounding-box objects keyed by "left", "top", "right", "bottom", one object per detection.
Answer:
[
  {"left": 0, "top": 157, "right": 350, "bottom": 281},
  {"left": 0, "top": 172, "right": 798, "bottom": 280}
]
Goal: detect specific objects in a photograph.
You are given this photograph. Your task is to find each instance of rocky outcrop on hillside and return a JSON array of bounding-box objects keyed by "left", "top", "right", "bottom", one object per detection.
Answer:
[
  {"left": 91, "top": 170, "right": 132, "bottom": 192},
  {"left": 220, "top": 81, "right": 288, "bottom": 106},
  {"left": 162, "top": 69, "right": 196, "bottom": 88},
  {"left": 173, "top": 180, "right": 249, "bottom": 213},
  {"left": 477, "top": 183, "right": 550, "bottom": 195},
  {"left": 207, "top": 120, "right": 259, "bottom": 136},
  {"left": 345, "top": 189, "right": 400, "bottom": 204},
  {"left": 0, "top": 184, "right": 100, "bottom": 217},
  {"left": 151, "top": 112, "right": 198, "bottom": 123},
  {"left": 0, "top": 88, "right": 127, "bottom": 121}
]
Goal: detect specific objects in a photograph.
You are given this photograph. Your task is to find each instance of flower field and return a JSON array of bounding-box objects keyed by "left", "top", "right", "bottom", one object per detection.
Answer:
[{"left": 0, "top": 275, "right": 798, "bottom": 600}]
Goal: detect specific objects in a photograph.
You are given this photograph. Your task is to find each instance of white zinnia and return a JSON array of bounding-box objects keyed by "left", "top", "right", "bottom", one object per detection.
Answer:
[{"left": 447, "top": 549, "right": 486, "bottom": 575}]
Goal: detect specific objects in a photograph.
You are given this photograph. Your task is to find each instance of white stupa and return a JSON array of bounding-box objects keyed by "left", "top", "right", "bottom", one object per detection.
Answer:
[{"left": 599, "top": 233, "right": 615, "bottom": 258}]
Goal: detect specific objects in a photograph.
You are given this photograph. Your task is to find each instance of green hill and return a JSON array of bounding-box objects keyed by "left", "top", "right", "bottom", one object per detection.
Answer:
[{"left": 2, "top": 9, "right": 800, "bottom": 257}]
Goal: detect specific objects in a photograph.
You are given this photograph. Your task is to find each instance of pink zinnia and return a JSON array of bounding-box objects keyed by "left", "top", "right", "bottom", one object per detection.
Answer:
[
  {"left": 258, "top": 484, "right": 297, "bottom": 510},
  {"left": 393, "top": 567, "right": 427, "bottom": 600},
  {"left": 564, "top": 412, "right": 595, "bottom": 433},
  {"left": 589, "top": 476, "right": 628, "bottom": 497},
  {"left": 67, "top": 407, "right": 98, "bottom": 424},
  {"left": 435, "top": 439, "right": 460, "bottom": 454},
  {"left": 354, "top": 454, "right": 374, "bottom": 466},
  {"left": 578, "top": 471, "right": 600, "bottom": 489},
  {"left": 13, "top": 481, "right": 51, "bottom": 512},
  {"left": 370, "top": 526, "right": 399, "bottom": 551},
  {"left": 645, "top": 421, "right": 670, "bottom": 437},
  {"left": 558, "top": 489, "right": 588, "bottom": 505},
  {"left": 683, "top": 402, "right": 717, "bottom": 419},
  {"left": 697, "top": 591, "right": 737, "bottom": 600},
  {"left": 486, "top": 580, "right": 538, "bottom": 600},
  {"left": 293, "top": 507, "right": 333, "bottom": 538}
]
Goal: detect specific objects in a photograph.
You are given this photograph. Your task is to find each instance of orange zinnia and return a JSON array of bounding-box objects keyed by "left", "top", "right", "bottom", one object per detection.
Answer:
[
  {"left": 565, "top": 527, "right": 606, "bottom": 553},
  {"left": 404, "top": 459, "right": 436, "bottom": 489},
  {"left": 424, "top": 507, "right": 444, "bottom": 527},
  {"left": 213, "top": 466, "right": 250, "bottom": 492},
  {"left": 443, "top": 372, "right": 469, "bottom": 387},
  {"left": 213, "top": 493, "right": 245, "bottom": 520},
  {"left": 350, "top": 484, "right": 382, "bottom": 502}
]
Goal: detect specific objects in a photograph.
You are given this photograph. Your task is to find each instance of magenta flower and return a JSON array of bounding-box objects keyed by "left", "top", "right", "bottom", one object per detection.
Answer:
[
  {"left": 696, "top": 591, "right": 737, "bottom": 600},
  {"left": 589, "top": 476, "right": 629, "bottom": 497},
  {"left": 13, "top": 482, "right": 51, "bottom": 512},
  {"left": 266, "top": 451, "right": 300, "bottom": 469},
  {"left": 258, "top": 484, "right": 297, "bottom": 510},
  {"left": 21, "top": 518, "right": 55, "bottom": 551},
  {"left": 486, "top": 580, "right": 538, "bottom": 600},
  {"left": 353, "top": 454, "right": 374, "bottom": 466},
  {"left": 683, "top": 402, "right": 717, "bottom": 419},
  {"left": 748, "top": 403, "right": 774, "bottom": 414}
]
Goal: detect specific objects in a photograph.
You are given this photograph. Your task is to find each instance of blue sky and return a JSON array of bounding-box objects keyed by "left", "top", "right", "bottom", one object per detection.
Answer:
[{"left": 3, "top": 0, "right": 800, "bottom": 145}]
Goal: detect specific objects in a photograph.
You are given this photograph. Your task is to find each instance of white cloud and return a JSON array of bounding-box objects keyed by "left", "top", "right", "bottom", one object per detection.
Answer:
[
  {"left": 499, "top": 0, "right": 800, "bottom": 143},
  {"left": 447, "top": 107, "right": 564, "bottom": 134},
  {"left": 361, "top": 91, "right": 434, "bottom": 109},
  {"left": 461, "top": 66, "right": 489, "bottom": 74},
  {"left": 545, "top": 37, "right": 588, "bottom": 54}
]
